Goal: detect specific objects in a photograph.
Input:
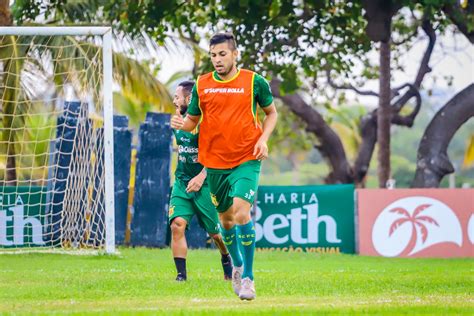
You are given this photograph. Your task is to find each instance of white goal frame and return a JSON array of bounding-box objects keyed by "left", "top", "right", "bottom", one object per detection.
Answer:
[{"left": 0, "top": 26, "right": 115, "bottom": 254}]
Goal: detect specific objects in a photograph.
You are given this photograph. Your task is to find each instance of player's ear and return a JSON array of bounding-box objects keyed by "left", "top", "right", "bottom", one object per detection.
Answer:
[{"left": 185, "top": 94, "right": 191, "bottom": 105}]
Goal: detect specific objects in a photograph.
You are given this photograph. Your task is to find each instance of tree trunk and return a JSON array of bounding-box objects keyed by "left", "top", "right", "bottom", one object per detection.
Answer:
[
  {"left": 354, "top": 112, "right": 377, "bottom": 186},
  {"left": 270, "top": 80, "right": 353, "bottom": 184},
  {"left": 360, "top": 0, "right": 403, "bottom": 188},
  {"left": 0, "top": 0, "right": 16, "bottom": 185},
  {"left": 362, "top": 0, "right": 402, "bottom": 42},
  {"left": 412, "top": 84, "right": 474, "bottom": 187},
  {"left": 353, "top": 20, "right": 435, "bottom": 186},
  {"left": 0, "top": 0, "right": 10, "bottom": 26},
  {"left": 377, "top": 41, "right": 391, "bottom": 188}
]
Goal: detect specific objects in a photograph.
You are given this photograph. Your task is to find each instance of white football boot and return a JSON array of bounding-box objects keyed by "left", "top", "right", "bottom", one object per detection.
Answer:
[
  {"left": 232, "top": 266, "right": 243, "bottom": 296},
  {"left": 239, "top": 277, "right": 256, "bottom": 300}
]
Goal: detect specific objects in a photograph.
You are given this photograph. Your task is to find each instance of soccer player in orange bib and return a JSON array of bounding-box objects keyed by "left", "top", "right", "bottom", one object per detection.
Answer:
[{"left": 171, "top": 32, "right": 277, "bottom": 300}]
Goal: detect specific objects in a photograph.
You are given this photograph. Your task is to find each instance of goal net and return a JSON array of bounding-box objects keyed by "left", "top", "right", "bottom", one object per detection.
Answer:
[{"left": 0, "top": 27, "right": 115, "bottom": 254}]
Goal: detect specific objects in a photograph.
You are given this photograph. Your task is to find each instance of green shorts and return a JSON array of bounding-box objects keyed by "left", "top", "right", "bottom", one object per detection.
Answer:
[
  {"left": 206, "top": 160, "right": 261, "bottom": 213},
  {"left": 168, "top": 180, "right": 220, "bottom": 234}
]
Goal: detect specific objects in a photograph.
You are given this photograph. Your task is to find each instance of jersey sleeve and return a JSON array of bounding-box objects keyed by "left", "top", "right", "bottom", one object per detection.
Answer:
[
  {"left": 254, "top": 74, "right": 274, "bottom": 108},
  {"left": 186, "top": 85, "right": 201, "bottom": 116}
]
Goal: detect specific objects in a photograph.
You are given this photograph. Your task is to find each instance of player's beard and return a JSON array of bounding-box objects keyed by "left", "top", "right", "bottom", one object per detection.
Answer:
[
  {"left": 215, "top": 63, "right": 233, "bottom": 76},
  {"left": 179, "top": 105, "right": 188, "bottom": 116}
]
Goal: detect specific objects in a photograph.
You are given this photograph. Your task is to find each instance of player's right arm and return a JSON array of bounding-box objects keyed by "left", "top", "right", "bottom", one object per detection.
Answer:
[{"left": 170, "top": 111, "right": 200, "bottom": 131}]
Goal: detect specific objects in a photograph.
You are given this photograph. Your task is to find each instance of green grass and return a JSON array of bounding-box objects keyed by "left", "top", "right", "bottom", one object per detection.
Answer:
[{"left": 0, "top": 248, "right": 473, "bottom": 315}]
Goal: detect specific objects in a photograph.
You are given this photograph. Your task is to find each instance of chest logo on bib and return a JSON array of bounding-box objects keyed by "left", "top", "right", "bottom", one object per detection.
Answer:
[{"left": 204, "top": 88, "right": 244, "bottom": 94}]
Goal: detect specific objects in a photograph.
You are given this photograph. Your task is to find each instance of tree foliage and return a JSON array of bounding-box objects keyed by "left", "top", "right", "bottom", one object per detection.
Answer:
[{"left": 11, "top": 0, "right": 474, "bottom": 186}]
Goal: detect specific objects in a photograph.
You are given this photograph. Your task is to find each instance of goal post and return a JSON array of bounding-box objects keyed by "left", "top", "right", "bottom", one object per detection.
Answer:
[{"left": 0, "top": 27, "right": 115, "bottom": 254}]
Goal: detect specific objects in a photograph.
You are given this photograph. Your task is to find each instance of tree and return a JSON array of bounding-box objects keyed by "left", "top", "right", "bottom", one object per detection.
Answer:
[
  {"left": 412, "top": 84, "right": 474, "bottom": 187},
  {"left": 0, "top": 0, "right": 10, "bottom": 26},
  {"left": 362, "top": 0, "right": 401, "bottom": 188},
  {"left": 1, "top": 0, "right": 17, "bottom": 185},
  {"left": 19, "top": 0, "right": 474, "bottom": 187},
  {"left": 200, "top": 0, "right": 441, "bottom": 186},
  {"left": 0, "top": 1, "right": 174, "bottom": 183},
  {"left": 217, "top": 0, "right": 472, "bottom": 187},
  {"left": 360, "top": 0, "right": 474, "bottom": 188},
  {"left": 411, "top": 1, "right": 474, "bottom": 187}
]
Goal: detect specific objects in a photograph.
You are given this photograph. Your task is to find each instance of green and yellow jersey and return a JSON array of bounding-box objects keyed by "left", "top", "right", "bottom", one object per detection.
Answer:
[{"left": 173, "top": 127, "right": 205, "bottom": 185}]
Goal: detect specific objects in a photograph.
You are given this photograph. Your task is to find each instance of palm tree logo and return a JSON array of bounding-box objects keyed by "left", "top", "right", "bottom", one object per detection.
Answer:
[{"left": 388, "top": 204, "right": 439, "bottom": 256}]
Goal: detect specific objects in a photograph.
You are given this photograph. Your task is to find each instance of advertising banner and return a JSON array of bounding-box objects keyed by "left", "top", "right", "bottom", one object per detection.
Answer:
[
  {"left": 357, "top": 189, "right": 474, "bottom": 258},
  {"left": 255, "top": 184, "right": 355, "bottom": 253},
  {"left": 0, "top": 187, "right": 46, "bottom": 248}
]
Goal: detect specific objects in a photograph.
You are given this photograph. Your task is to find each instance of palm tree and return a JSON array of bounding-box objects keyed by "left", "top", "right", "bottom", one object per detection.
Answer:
[
  {"left": 0, "top": 33, "right": 174, "bottom": 184},
  {"left": 0, "top": 0, "right": 16, "bottom": 184},
  {"left": 1, "top": 1, "right": 176, "bottom": 184},
  {"left": 389, "top": 204, "right": 439, "bottom": 256}
]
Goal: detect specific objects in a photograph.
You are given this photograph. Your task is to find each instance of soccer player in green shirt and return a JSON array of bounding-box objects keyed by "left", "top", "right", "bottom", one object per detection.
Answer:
[{"left": 169, "top": 81, "right": 232, "bottom": 281}]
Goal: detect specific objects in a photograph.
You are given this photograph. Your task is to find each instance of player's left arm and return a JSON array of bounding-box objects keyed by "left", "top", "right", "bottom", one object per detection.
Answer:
[
  {"left": 253, "top": 103, "right": 278, "bottom": 160},
  {"left": 186, "top": 168, "right": 207, "bottom": 193},
  {"left": 253, "top": 74, "right": 278, "bottom": 160}
]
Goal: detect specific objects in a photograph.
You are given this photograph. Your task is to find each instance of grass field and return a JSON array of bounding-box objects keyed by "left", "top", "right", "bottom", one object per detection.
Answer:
[{"left": 0, "top": 248, "right": 472, "bottom": 315}]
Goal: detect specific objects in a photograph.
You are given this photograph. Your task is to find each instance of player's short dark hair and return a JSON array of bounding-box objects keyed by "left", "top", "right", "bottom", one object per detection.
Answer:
[
  {"left": 209, "top": 32, "right": 237, "bottom": 51},
  {"left": 178, "top": 80, "right": 195, "bottom": 97}
]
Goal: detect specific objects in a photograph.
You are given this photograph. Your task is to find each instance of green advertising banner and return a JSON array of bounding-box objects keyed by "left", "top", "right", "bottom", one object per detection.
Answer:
[
  {"left": 254, "top": 184, "right": 355, "bottom": 254},
  {"left": 0, "top": 187, "right": 46, "bottom": 248}
]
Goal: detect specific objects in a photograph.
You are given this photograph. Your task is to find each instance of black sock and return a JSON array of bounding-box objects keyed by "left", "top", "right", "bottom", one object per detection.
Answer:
[
  {"left": 221, "top": 253, "right": 231, "bottom": 262},
  {"left": 174, "top": 257, "right": 186, "bottom": 278},
  {"left": 221, "top": 253, "right": 232, "bottom": 279}
]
